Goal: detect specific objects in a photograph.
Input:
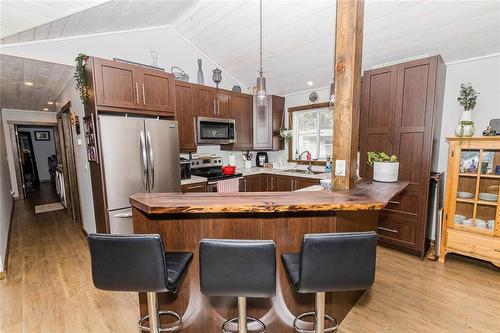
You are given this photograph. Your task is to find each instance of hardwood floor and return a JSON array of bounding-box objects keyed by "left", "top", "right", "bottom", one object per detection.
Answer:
[{"left": 1, "top": 187, "right": 499, "bottom": 332}]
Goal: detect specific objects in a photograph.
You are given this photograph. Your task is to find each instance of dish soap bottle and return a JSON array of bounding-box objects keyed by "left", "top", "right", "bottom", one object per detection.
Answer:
[
  {"left": 325, "top": 156, "right": 332, "bottom": 173},
  {"left": 294, "top": 149, "right": 299, "bottom": 160}
]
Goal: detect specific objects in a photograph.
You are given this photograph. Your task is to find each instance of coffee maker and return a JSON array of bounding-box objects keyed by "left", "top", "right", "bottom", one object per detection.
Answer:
[{"left": 256, "top": 152, "right": 268, "bottom": 167}]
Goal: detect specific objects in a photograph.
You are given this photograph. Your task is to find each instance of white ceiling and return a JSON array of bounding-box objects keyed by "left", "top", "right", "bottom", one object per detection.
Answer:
[
  {"left": 0, "top": 0, "right": 110, "bottom": 39},
  {"left": 1, "top": 0, "right": 499, "bottom": 96},
  {"left": 0, "top": 54, "right": 73, "bottom": 112}
]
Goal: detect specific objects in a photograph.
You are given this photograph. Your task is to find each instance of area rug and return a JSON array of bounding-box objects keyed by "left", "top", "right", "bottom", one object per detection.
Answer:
[{"left": 35, "top": 202, "right": 64, "bottom": 214}]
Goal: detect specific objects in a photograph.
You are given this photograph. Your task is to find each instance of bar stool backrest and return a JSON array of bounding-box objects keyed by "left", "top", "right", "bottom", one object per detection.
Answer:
[
  {"left": 88, "top": 233, "right": 170, "bottom": 293},
  {"left": 199, "top": 239, "right": 276, "bottom": 298},
  {"left": 298, "top": 231, "right": 377, "bottom": 293}
]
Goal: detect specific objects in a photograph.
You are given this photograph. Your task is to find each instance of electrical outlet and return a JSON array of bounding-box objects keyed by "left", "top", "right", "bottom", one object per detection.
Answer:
[{"left": 335, "top": 160, "right": 346, "bottom": 176}]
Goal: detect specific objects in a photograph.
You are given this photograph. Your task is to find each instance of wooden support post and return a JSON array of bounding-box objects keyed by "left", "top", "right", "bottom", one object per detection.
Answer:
[{"left": 332, "top": 0, "right": 364, "bottom": 190}]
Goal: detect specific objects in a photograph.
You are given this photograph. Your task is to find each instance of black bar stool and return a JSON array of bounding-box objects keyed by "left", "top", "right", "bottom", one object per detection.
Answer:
[
  {"left": 199, "top": 239, "right": 276, "bottom": 333},
  {"left": 87, "top": 233, "right": 193, "bottom": 333},
  {"left": 281, "top": 231, "right": 377, "bottom": 333}
]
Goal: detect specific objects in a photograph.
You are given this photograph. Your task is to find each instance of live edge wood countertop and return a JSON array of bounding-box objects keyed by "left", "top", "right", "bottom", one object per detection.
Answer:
[{"left": 129, "top": 179, "right": 409, "bottom": 215}]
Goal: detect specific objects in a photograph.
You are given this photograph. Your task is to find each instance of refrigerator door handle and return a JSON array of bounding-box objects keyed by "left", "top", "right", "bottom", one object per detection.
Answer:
[
  {"left": 147, "top": 130, "right": 155, "bottom": 190},
  {"left": 113, "top": 212, "right": 133, "bottom": 218},
  {"left": 140, "top": 130, "right": 148, "bottom": 190}
]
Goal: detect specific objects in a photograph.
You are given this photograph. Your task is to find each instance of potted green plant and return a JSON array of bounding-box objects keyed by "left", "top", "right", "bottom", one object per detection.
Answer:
[
  {"left": 455, "top": 83, "right": 479, "bottom": 138},
  {"left": 367, "top": 152, "right": 399, "bottom": 182},
  {"left": 278, "top": 128, "right": 293, "bottom": 142}
]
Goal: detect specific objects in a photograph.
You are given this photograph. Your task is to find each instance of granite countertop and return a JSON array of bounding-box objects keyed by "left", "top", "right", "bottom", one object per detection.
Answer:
[
  {"left": 238, "top": 167, "right": 331, "bottom": 180},
  {"left": 130, "top": 179, "right": 409, "bottom": 215},
  {"left": 181, "top": 175, "right": 207, "bottom": 186}
]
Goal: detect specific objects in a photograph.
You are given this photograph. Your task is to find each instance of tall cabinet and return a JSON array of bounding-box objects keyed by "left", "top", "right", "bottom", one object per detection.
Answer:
[
  {"left": 359, "top": 55, "right": 446, "bottom": 257},
  {"left": 440, "top": 138, "right": 500, "bottom": 267}
]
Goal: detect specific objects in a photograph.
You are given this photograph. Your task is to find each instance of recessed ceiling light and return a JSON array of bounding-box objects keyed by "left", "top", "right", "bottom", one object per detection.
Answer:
[
  {"left": 47, "top": 102, "right": 54, "bottom": 105},
  {"left": 24, "top": 82, "right": 33, "bottom": 86},
  {"left": 43, "top": 108, "right": 48, "bottom": 111},
  {"left": 307, "top": 81, "right": 314, "bottom": 86}
]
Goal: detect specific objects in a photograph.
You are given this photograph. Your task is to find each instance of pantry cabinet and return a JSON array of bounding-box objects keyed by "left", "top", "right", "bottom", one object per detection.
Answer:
[{"left": 359, "top": 55, "right": 446, "bottom": 257}]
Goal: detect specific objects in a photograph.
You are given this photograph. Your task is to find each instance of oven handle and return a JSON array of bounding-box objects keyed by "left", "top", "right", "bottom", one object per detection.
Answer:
[{"left": 207, "top": 177, "right": 243, "bottom": 185}]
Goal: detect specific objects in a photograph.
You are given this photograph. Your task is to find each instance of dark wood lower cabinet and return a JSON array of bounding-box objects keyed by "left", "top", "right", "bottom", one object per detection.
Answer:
[
  {"left": 244, "top": 174, "right": 320, "bottom": 192},
  {"left": 181, "top": 182, "right": 207, "bottom": 193}
]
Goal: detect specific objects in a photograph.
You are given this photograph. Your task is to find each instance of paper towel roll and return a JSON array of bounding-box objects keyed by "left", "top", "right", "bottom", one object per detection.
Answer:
[{"left": 228, "top": 154, "right": 236, "bottom": 166}]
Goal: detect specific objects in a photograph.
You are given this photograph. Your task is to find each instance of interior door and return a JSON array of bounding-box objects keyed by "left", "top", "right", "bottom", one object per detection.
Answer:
[
  {"left": 140, "top": 69, "right": 175, "bottom": 114},
  {"left": 145, "top": 119, "right": 181, "bottom": 193},
  {"left": 99, "top": 115, "right": 146, "bottom": 210},
  {"left": 17, "top": 131, "right": 39, "bottom": 195}
]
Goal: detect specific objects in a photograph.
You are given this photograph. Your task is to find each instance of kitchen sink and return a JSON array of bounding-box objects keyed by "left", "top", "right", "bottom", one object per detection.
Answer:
[{"left": 289, "top": 169, "right": 324, "bottom": 175}]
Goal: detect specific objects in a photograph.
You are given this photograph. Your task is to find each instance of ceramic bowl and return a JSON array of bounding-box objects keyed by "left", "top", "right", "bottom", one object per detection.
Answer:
[
  {"left": 478, "top": 193, "right": 498, "bottom": 202},
  {"left": 454, "top": 214, "right": 466, "bottom": 224},
  {"left": 462, "top": 219, "right": 473, "bottom": 226},
  {"left": 475, "top": 219, "right": 486, "bottom": 229},
  {"left": 457, "top": 191, "right": 474, "bottom": 199},
  {"left": 487, "top": 220, "right": 495, "bottom": 229}
]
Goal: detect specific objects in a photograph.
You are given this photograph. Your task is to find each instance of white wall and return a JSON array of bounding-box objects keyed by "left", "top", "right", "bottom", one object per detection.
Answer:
[
  {"left": 17, "top": 127, "right": 56, "bottom": 181},
  {"left": 0, "top": 25, "right": 246, "bottom": 93},
  {"left": 0, "top": 112, "right": 14, "bottom": 272},
  {"left": 55, "top": 79, "right": 96, "bottom": 234},
  {"left": 437, "top": 54, "right": 500, "bottom": 172},
  {"left": 1, "top": 109, "right": 57, "bottom": 197}
]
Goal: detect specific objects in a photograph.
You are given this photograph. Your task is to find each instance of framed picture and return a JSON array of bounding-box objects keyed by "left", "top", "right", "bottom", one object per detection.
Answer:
[{"left": 34, "top": 131, "right": 50, "bottom": 141}]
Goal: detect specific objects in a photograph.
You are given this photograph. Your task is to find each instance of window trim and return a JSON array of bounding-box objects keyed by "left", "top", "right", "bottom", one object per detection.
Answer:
[{"left": 287, "top": 102, "right": 331, "bottom": 166}]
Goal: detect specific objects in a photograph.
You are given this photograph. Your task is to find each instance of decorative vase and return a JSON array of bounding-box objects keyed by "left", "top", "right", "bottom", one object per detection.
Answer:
[
  {"left": 212, "top": 68, "right": 222, "bottom": 88},
  {"left": 455, "top": 110, "right": 475, "bottom": 137},
  {"left": 197, "top": 59, "right": 204, "bottom": 84},
  {"left": 373, "top": 162, "right": 399, "bottom": 183}
]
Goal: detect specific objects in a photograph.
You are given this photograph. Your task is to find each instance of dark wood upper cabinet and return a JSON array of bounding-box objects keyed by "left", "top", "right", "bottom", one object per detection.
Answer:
[
  {"left": 90, "top": 57, "right": 175, "bottom": 116},
  {"left": 215, "top": 90, "right": 230, "bottom": 118},
  {"left": 253, "top": 95, "right": 285, "bottom": 151},
  {"left": 195, "top": 85, "right": 216, "bottom": 117},
  {"left": 140, "top": 68, "right": 175, "bottom": 114},
  {"left": 221, "top": 92, "right": 253, "bottom": 151},
  {"left": 93, "top": 57, "right": 140, "bottom": 110},
  {"left": 359, "top": 55, "right": 446, "bottom": 257},
  {"left": 175, "top": 81, "right": 197, "bottom": 152}
]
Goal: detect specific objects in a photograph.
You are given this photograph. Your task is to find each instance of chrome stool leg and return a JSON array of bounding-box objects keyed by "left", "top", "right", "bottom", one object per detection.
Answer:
[
  {"left": 222, "top": 297, "right": 266, "bottom": 333},
  {"left": 138, "top": 292, "right": 182, "bottom": 332},
  {"left": 293, "top": 293, "right": 338, "bottom": 333}
]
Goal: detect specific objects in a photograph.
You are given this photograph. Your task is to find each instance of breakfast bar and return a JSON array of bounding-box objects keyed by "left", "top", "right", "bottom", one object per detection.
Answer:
[{"left": 130, "top": 180, "right": 408, "bottom": 332}]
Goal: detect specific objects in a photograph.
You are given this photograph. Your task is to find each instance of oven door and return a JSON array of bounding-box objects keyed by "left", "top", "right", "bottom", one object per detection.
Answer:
[
  {"left": 197, "top": 117, "right": 235, "bottom": 144},
  {"left": 207, "top": 177, "right": 245, "bottom": 192}
]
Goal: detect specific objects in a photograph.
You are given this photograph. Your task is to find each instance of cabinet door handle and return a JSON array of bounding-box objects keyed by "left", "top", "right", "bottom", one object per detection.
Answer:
[
  {"left": 142, "top": 83, "right": 146, "bottom": 105},
  {"left": 135, "top": 82, "right": 139, "bottom": 104},
  {"left": 495, "top": 249, "right": 500, "bottom": 252},
  {"left": 389, "top": 200, "right": 401, "bottom": 205},
  {"left": 213, "top": 100, "right": 216, "bottom": 115},
  {"left": 186, "top": 184, "right": 205, "bottom": 190},
  {"left": 378, "top": 226, "right": 399, "bottom": 234},
  {"left": 217, "top": 100, "right": 220, "bottom": 116}
]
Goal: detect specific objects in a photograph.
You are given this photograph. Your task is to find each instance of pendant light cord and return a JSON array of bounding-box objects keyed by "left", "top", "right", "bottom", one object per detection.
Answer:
[{"left": 259, "top": 0, "right": 263, "bottom": 77}]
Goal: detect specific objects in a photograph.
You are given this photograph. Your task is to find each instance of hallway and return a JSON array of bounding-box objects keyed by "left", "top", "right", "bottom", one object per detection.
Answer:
[
  {"left": 1, "top": 187, "right": 499, "bottom": 332},
  {"left": 0, "top": 186, "right": 138, "bottom": 333}
]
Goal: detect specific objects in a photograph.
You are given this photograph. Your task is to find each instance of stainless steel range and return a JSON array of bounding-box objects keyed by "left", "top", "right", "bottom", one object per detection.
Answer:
[{"left": 190, "top": 156, "right": 244, "bottom": 192}]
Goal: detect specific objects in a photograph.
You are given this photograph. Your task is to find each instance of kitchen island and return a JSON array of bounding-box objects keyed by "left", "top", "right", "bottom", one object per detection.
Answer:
[{"left": 130, "top": 180, "right": 408, "bottom": 332}]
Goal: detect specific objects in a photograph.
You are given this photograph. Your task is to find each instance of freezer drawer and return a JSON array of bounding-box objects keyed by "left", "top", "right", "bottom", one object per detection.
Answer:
[{"left": 109, "top": 208, "right": 134, "bottom": 234}]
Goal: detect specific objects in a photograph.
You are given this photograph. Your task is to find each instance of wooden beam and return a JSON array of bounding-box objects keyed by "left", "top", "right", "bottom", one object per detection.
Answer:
[{"left": 332, "top": 0, "right": 364, "bottom": 190}]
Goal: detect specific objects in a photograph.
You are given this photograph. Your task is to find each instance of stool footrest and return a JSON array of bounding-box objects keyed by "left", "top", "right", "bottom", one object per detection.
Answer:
[
  {"left": 293, "top": 311, "right": 338, "bottom": 333},
  {"left": 222, "top": 316, "right": 266, "bottom": 333},
  {"left": 138, "top": 311, "right": 182, "bottom": 332}
]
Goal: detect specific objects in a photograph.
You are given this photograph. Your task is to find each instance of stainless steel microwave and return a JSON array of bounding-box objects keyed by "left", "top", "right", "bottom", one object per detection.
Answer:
[{"left": 196, "top": 117, "right": 236, "bottom": 144}]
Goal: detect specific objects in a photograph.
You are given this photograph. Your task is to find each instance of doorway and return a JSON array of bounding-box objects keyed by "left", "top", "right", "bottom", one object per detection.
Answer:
[{"left": 15, "top": 125, "right": 57, "bottom": 199}]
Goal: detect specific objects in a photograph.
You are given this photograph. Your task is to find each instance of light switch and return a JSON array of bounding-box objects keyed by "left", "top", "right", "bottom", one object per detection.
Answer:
[{"left": 335, "top": 160, "right": 346, "bottom": 176}]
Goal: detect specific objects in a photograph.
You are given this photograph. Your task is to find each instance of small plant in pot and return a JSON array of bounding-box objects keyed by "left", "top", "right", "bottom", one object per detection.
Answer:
[
  {"left": 367, "top": 152, "right": 399, "bottom": 183},
  {"left": 455, "top": 83, "right": 479, "bottom": 138}
]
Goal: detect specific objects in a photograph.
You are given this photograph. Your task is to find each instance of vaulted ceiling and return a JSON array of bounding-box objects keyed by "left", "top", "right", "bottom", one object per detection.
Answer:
[{"left": 1, "top": 0, "right": 499, "bottom": 106}]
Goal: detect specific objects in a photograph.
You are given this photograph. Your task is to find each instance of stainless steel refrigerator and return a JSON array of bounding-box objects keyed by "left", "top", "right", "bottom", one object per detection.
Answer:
[{"left": 98, "top": 115, "right": 181, "bottom": 234}]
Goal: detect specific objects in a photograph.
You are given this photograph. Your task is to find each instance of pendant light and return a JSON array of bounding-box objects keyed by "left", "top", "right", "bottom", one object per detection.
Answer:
[{"left": 256, "top": 0, "right": 267, "bottom": 106}]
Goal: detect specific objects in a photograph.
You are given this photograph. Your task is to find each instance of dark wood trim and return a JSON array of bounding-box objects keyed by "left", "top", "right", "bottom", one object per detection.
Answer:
[
  {"left": 287, "top": 103, "right": 331, "bottom": 165},
  {"left": 288, "top": 102, "right": 330, "bottom": 113},
  {"left": 0, "top": 199, "right": 15, "bottom": 276}
]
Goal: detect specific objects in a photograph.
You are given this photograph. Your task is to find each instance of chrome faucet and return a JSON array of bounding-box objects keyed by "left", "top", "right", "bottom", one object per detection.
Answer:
[{"left": 299, "top": 151, "right": 313, "bottom": 173}]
